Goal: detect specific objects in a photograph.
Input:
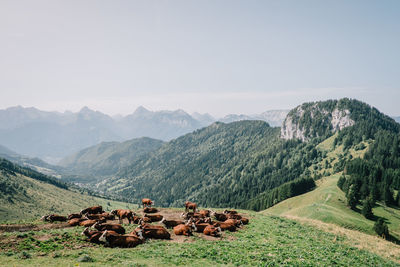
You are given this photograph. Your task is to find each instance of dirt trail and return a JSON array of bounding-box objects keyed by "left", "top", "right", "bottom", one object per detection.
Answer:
[{"left": 0, "top": 222, "right": 69, "bottom": 233}]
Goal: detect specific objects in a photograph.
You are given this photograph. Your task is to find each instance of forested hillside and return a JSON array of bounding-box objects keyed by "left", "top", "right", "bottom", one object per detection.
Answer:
[
  {"left": 95, "top": 99, "right": 400, "bottom": 212},
  {"left": 99, "top": 121, "right": 321, "bottom": 208},
  {"left": 60, "top": 137, "right": 164, "bottom": 182}
]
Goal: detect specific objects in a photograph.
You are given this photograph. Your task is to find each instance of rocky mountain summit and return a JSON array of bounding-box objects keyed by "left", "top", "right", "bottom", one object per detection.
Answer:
[{"left": 281, "top": 99, "right": 375, "bottom": 141}]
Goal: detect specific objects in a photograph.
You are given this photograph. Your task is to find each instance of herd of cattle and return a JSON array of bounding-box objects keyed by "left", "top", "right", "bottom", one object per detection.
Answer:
[{"left": 40, "top": 199, "right": 249, "bottom": 248}]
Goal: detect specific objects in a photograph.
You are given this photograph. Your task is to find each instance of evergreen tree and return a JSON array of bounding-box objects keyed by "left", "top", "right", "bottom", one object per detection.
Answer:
[
  {"left": 383, "top": 185, "right": 394, "bottom": 206},
  {"left": 347, "top": 185, "right": 358, "bottom": 210},
  {"left": 337, "top": 175, "right": 346, "bottom": 190},
  {"left": 361, "top": 198, "right": 374, "bottom": 219},
  {"left": 373, "top": 218, "right": 389, "bottom": 239}
]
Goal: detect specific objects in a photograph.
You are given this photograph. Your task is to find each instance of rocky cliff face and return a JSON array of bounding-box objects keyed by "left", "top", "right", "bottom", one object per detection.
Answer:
[{"left": 281, "top": 101, "right": 355, "bottom": 141}]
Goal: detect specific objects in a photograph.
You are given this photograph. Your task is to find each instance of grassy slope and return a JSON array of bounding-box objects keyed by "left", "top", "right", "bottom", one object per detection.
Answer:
[
  {"left": 0, "top": 210, "right": 399, "bottom": 266},
  {"left": 266, "top": 135, "right": 400, "bottom": 239},
  {"left": 0, "top": 172, "right": 136, "bottom": 223}
]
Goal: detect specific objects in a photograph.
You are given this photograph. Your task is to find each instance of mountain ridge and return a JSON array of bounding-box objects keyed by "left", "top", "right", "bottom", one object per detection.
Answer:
[{"left": 0, "top": 105, "right": 288, "bottom": 162}]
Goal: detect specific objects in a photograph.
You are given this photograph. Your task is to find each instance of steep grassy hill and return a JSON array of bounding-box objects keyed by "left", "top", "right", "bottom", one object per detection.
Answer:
[
  {"left": 1, "top": 209, "right": 400, "bottom": 266},
  {"left": 0, "top": 158, "right": 135, "bottom": 223},
  {"left": 266, "top": 173, "right": 400, "bottom": 240},
  {"left": 60, "top": 137, "right": 164, "bottom": 182},
  {"left": 266, "top": 134, "right": 400, "bottom": 241}
]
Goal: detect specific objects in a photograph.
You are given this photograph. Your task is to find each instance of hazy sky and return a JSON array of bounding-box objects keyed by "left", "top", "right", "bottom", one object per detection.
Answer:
[{"left": 1, "top": 0, "right": 399, "bottom": 117}]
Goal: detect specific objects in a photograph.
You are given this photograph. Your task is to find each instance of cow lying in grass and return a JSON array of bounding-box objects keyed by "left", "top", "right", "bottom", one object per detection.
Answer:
[
  {"left": 143, "top": 207, "right": 158, "bottom": 213},
  {"left": 143, "top": 213, "right": 163, "bottom": 222},
  {"left": 92, "top": 222, "right": 126, "bottom": 234},
  {"left": 161, "top": 218, "right": 185, "bottom": 228},
  {"left": 203, "top": 225, "right": 222, "bottom": 237},
  {"left": 41, "top": 214, "right": 68, "bottom": 222},
  {"left": 135, "top": 224, "right": 170, "bottom": 239},
  {"left": 85, "top": 212, "right": 114, "bottom": 221},
  {"left": 81, "top": 227, "right": 119, "bottom": 244},
  {"left": 173, "top": 222, "right": 197, "bottom": 236},
  {"left": 99, "top": 230, "right": 144, "bottom": 248},
  {"left": 213, "top": 221, "right": 237, "bottom": 232},
  {"left": 80, "top": 206, "right": 103, "bottom": 215}
]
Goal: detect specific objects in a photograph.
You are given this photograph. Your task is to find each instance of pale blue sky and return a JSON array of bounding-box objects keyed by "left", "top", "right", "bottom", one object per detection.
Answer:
[{"left": 0, "top": 0, "right": 399, "bottom": 117}]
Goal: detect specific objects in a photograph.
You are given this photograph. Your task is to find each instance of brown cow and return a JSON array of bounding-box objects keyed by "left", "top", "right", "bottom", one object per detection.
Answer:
[
  {"left": 143, "top": 207, "right": 158, "bottom": 213},
  {"left": 227, "top": 214, "right": 243, "bottom": 220},
  {"left": 143, "top": 214, "right": 163, "bottom": 222},
  {"left": 224, "top": 219, "right": 243, "bottom": 228},
  {"left": 81, "top": 227, "right": 119, "bottom": 244},
  {"left": 191, "top": 217, "right": 212, "bottom": 224},
  {"left": 79, "top": 219, "right": 98, "bottom": 227},
  {"left": 173, "top": 223, "right": 196, "bottom": 236},
  {"left": 240, "top": 217, "right": 249, "bottom": 225},
  {"left": 68, "top": 218, "right": 85, "bottom": 226},
  {"left": 67, "top": 213, "right": 82, "bottom": 220},
  {"left": 141, "top": 198, "right": 154, "bottom": 207},
  {"left": 211, "top": 211, "right": 227, "bottom": 222},
  {"left": 194, "top": 223, "right": 211, "bottom": 233},
  {"left": 99, "top": 230, "right": 144, "bottom": 248},
  {"left": 85, "top": 212, "right": 115, "bottom": 221},
  {"left": 132, "top": 215, "right": 142, "bottom": 224},
  {"left": 111, "top": 209, "right": 134, "bottom": 224},
  {"left": 161, "top": 218, "right": 185, "bottom": 228},
  {"left": 185, "top": 201, "right": 197, "bottom": 212},
  {"left": 180, "top": 212, "right": 204, "bottom": 220},
  {"left": 213, "top": 221, "right": 236, "bottom": 232},
  {"left": 203, "top": 225, "right": 222, "bottom": 237},
  {"left": 41, "top": 214, "right": 68, "bottom": 222},
  {"left": 93, "top": 222, "right": 126, "bottom": 234},
  {"left": 135, "top": 224, "right": 170, "bottom": 239},
  {"left": 80, "top": 206, "right": 103, "bottom": 215},
  {"left": 198, "top": 209, "right": 210, "bottom": 217},
  {"left": 223, "top": 210, "right": 238, "bottom": 215}
]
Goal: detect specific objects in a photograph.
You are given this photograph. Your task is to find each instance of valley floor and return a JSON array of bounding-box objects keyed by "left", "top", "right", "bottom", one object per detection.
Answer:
[{"left": 0, "top": 208, "right": 399, "bottom": 266}]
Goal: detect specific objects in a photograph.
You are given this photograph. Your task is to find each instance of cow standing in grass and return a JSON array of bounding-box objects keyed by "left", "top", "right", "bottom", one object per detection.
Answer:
[
  {"left": 142, "top": 198, "right": 154, "bottom": 208},
  {"left": 185, "top": 201, "right": 197, "bottom": 213},
  {"left": 111, "top": 209, "right": 135, "bottom": 224}
]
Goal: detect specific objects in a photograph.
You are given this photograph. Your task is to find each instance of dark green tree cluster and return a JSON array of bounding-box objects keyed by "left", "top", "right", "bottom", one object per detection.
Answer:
[
  {"left": 244, "top": 178, "right": 316, "bottom": 211},
  {"left": 338, "top": 130, "right": 400, "bottom": 214}
]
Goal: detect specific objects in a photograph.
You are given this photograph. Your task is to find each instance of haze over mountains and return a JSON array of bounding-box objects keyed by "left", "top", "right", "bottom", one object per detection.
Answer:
[{"left": 0, "top": 105, "right": 288, "bottom": 163}]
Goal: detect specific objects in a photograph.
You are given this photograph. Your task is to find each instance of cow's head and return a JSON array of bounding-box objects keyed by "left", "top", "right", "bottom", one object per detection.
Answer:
[
  {"left": 99, "top": 230, "right": 108, "bottom": 244},
  {"left": 92, "top": 221, "right": 100, "bottom": 230},
  {"left": 217, "top": 226, "right": 222, "bottom": 235},
  {"left": 81, "top": 227, "right": 90, "bottom": 236},
  {"left": 136, "top": 229, "right": 144, "bottom": 240}
]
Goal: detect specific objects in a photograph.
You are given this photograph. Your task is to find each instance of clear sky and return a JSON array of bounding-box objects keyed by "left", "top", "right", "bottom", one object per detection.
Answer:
[{"left": 1, "top": 0, "right": 399, "bottom": 117}]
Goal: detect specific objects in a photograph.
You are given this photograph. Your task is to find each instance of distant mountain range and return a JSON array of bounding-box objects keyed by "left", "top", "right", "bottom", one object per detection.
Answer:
[{"left": 0, "top": 106, "right": 288, "bottom": 162}]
